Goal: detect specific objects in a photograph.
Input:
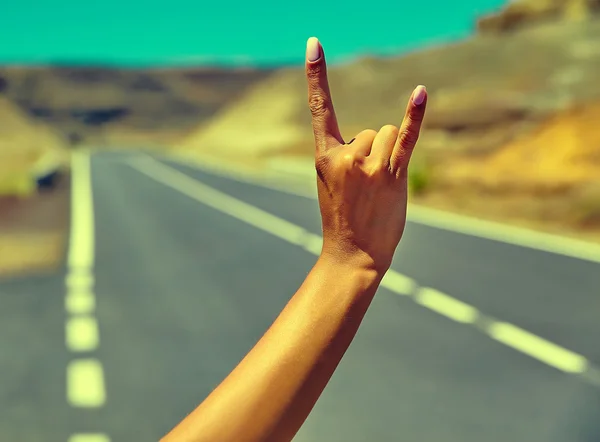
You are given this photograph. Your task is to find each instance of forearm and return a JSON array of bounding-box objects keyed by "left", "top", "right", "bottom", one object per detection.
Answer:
[{"left": 162, "top": 254, "right": 383, "bottom": 442}]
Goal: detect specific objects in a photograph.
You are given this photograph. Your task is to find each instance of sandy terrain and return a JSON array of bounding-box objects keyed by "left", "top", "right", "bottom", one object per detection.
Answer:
[
  {"left": 0, "top": 97, "right": 69, "bottom": 278},
  {"left": 177, "top": 3, "right": 600, "bottom": 242}
]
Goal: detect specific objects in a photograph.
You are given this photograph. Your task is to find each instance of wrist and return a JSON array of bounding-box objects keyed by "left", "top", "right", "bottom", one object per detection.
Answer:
[
  {"left": 317, "top": 248, "right": 387, "bottom": 283},
  {"left": 320, "top": 238, "right": 392, "bottom": 274}
]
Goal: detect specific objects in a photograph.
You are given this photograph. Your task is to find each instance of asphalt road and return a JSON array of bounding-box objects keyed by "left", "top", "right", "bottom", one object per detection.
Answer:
[{"left": 1, "top": 150, "right": 600, "bottom": 442}]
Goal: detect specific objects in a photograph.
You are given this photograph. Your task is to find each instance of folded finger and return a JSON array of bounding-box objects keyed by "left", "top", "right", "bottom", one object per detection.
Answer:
[
  {"left": 369, "top": 125, "right": 399, "bottom": 164},
  {"left": 350, "top": 129, "right": 378, "bottom": 157}
]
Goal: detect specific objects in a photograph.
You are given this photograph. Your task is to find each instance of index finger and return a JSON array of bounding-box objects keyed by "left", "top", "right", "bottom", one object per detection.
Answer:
[{"left": 305, "top": 37, "right": 343, "bottom": 152}]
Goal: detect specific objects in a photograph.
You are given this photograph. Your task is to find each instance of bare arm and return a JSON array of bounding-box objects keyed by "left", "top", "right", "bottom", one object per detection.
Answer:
[
  {"left": 162, "top": 36, "right": 427, "bottom": 442},
  {"left": 162, "top": 256, "right": 382, "bottom": 442}
]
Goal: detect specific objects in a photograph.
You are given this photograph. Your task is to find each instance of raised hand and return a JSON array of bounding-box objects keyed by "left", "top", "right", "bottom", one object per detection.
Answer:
[
  {"left": 160, "top": 37, "right": 429, "bottom": 442},
  {"left": 305, "top": 36, "right": 428, "bottom": 273}
]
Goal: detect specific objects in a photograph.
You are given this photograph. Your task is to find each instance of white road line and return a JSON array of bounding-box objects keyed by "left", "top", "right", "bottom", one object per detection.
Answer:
[
  {"left": 157, "top": 152, "right": 317, "bottom": 198},
  {"left": 65, "top": 151, "right": 98, "bottom": 315},
  {"left": 65, "top": 150, "right": 107, "bottom": 441},
  {"left": 487, "top": 322, "right": 588, "bottom": 373},
  {"left": 159, "top": 153, "right": 600, "bottom": 265},
  {"left": 130, "top": 158, "right": 308, "bottom": 246},
  {"left": 65, "top": 290, "right": 96, "bottom": 315},
  {"left": 302, "top": 232, "right": 323, "bottom": 256},
  {"left": 407, "top": 205, "right": 600, "bottom": 265},
  {"left": 415, "top": 287, "right": 479, "bottom": 323},
  {"left": 68, "top": 434, "right": 111, "bottom": 442},
  {"left": 129, "top": 157, "right": 597, "bottom": 382},
  {"left": 65, "top": 272, "right": 96, "bottom": 314},
  {"left": 68, "top": 152, "right": 96, "bottom": 270},
  {"left": 66, "top": 359, "right": 106, "bottom": 407},
  {"left": 66, "top": 316, "right": 100, "bottom": 352},
  {"left": 66, "top": 273, "right": 96, "bottom": 290},
  {"left": 381, "top": 271, "right": 417, "bottom": 295}
]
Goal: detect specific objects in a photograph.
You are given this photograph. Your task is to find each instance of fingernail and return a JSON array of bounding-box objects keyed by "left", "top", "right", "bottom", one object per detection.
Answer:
[
  {"left": 412, "top": 85, "right": 427, "bottom": 106},
  {"left": 306, "top": 37, "right": 321, "bottom": 62},
  {"left": 346, "top": 137, "right": 356, "bottom": 145}
]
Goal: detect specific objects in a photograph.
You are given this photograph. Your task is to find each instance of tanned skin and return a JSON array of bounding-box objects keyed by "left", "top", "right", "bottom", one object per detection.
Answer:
[{"left": 161, "top": 36, "right": 428, "bottom": 442}]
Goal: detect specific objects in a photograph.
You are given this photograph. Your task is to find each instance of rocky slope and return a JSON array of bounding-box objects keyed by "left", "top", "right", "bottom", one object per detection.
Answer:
[
  {"left": 0, "top": 66, "right": 276, "bottom": 276},
  {"left": 180, "top": 0, "right": 600, "bottom": 237},
  {"left": 0, "top": 66, "right": 275, "bottom": 147},
  {"left": 0, "top": 96, "right": 66, "bottom": 191},
  {"left": 477, "top": 0, "right": 600, "bottom": 33},
  {"left": 0, "top": 96, "right": 70, "bottom": 277}
]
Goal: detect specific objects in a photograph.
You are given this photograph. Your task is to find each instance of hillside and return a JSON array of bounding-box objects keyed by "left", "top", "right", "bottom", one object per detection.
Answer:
[
  {"left": 0, "top": 96, "right": 69, "bottom": 277},
  {"left": 0, "top": 66, "right": 275, "bottom": 147},
  {"left": 0, "top": 0, "right": 598, "bottom": 243},
  {"left": 0, "top": 65, "right": 277, "bottom": 276},
  {"left": 181, "top": 18, "right": 600, "bottom": 160},
  {"left": 179, "top": 1, "right": 600, "bottom": 239},
  {"left": 0, "top": 96, "right": 66, "bottom": 192}
]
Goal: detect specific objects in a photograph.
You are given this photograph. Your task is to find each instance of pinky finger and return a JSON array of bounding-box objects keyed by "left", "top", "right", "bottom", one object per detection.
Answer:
[{"left": 391, "top": 85, "right": 427, "bottom": 172}]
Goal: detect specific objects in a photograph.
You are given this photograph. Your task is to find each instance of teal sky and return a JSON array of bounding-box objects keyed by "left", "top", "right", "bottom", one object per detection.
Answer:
[{"left": 1, "top": 0, "right": 507, "bottom": 67}]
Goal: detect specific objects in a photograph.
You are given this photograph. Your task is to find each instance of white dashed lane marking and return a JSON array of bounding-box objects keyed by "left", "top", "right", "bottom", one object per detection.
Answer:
[
  {"left": 66, "top": 359, "right": 107, "bottom": 408},
  {"left": 129, "top": 156, "right": 600, "bottom": 384},
  {"left": 487, "top": 322, "right": 588, "bottom": 374},
  {"left": 66, "top": 316, "right": 100, "bottom": 352},
  {"left": 68, "top": 434, "right": 111, "bottom": 442},
  {"left": 415, "top": 287, "right": 479, "bottom": 324},
  {"left": 159, "top": 151, "right": 600, "bottom": 265},
  {"left": 66, "top": 151, "right": 109, "bottom": 440}
]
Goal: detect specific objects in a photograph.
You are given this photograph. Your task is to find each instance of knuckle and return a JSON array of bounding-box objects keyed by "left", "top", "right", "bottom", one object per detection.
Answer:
[
  {"left": 338, "top": 151, "right": 362, "bottom": 170},
  {"left": 308, "top": 94, "right": 328, "bottom": 116},
  {"left": 307, "top": 63, "right": 324, "bottom": 77},
  {"left": 340, "top": 154, "right": 354, "bottom": 171},
  {"left": 315, "top": 152, "right": 330, "bottom": 173},
  {"left": 378, "top": 157, "right": 392, "bottom": 172},
  {"left": 409, "top": 108, "right": 425, "bottom": 124},
  {"left": 367, "top": 157, "right": 391, "bottom": 177},
  {"left": 391, "top": 148, "right": 413, "bottom": 178},
  {"left": 399, "top": 124, "right": 420, "bottom": 147},
  {"left": 395, "top": 166, "right": 408, "bottom": 180},
  {"left": 392, "top": 148, "right": 409, "bottom": 168}
]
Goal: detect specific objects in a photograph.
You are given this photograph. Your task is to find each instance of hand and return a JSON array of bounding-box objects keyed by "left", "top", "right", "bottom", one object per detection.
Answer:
[{"left": 305, "top": 37, "right": 428, "bottom": 273}]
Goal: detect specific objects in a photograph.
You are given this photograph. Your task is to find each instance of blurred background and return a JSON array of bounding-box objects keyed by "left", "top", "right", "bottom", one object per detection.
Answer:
[{"left": 2, "top": 0, "right": 600, "bottom": 441}]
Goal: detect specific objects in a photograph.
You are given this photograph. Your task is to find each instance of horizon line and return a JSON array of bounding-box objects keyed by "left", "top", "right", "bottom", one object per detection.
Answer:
[{"left": 0, "top": 37, "right": 460, "bottom": 71}]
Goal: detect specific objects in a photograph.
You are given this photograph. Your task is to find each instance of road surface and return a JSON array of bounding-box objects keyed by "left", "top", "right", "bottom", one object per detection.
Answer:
[{"left": 1, "top": 150, "right": 600, "bottom": 442}]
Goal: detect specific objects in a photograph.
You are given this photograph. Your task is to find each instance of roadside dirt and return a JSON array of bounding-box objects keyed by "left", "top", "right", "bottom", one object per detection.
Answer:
[{"left": 0, "top": 173, "right": 70, "bottom": 279}]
